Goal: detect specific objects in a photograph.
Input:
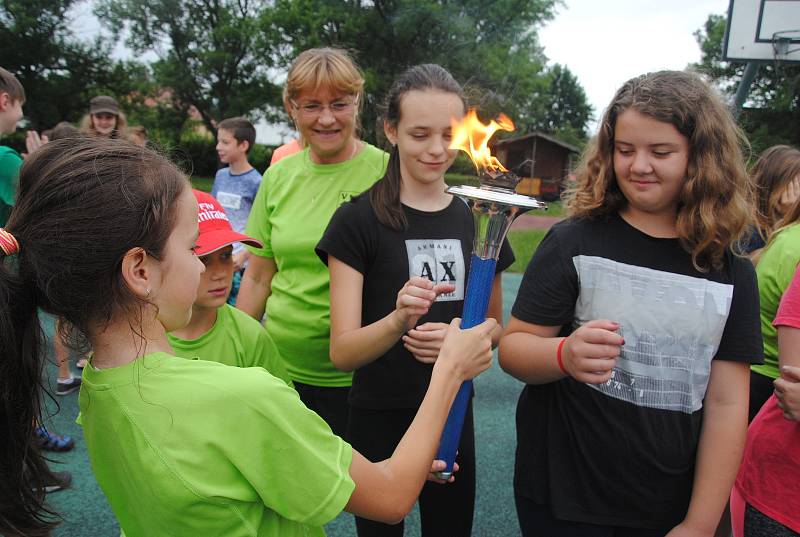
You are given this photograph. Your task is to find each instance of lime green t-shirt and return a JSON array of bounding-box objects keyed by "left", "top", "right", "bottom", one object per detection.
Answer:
[
  {"left": 754, "top": 223, "right": 800, "bottom": 379},
  {"left": 79, "top": 352, "right": 355, "bottom": 537},
  {"left": 0, "top": 146, "right": 21, "bottom": 226},
  {"left": 245, "top": 145, "right": 388, "bottom": 387},
  {"left": 167, "top": 304, "right": 292, "bottom": 386}
]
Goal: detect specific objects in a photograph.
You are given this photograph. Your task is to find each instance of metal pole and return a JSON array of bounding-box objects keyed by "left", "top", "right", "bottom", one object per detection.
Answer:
[{"left": 732, "top": 62, "right": 759, "bottom": 120}]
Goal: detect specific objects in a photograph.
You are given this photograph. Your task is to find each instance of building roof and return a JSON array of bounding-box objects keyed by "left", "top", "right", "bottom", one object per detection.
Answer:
[{"left": 491, "top": 131, "right": 580, "bottom": 154}]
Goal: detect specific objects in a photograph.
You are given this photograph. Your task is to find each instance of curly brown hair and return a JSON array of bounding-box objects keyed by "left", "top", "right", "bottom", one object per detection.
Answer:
[{"left": 565, "top": 70, "right": 753, "bottom": 270}]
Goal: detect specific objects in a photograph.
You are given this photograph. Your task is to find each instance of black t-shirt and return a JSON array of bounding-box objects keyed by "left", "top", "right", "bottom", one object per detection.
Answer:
[
  {"left": 317, "top": 194, "right": 514, "bottom": 409},
  {"left": 511, "top": 213, "right": 763, "bottom": 530}
]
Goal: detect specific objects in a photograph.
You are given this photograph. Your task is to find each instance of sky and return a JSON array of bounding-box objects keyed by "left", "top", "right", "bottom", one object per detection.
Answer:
[
  {"left": 69, "top": 0, "right": 731, "bottom": 143},
  {"left": 539, "top": 0, "right": 730, "bottom": 128}
]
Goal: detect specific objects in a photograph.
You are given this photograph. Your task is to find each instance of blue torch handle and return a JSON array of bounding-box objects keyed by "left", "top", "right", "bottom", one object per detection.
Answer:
[{"left": 436, "top": 254, "right": 497, "bottom": 476}]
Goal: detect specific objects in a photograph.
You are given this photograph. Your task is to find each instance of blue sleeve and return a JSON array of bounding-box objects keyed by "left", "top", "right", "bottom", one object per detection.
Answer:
[{"left": 211, "top": 169, "right": 222, "bottom": 198}]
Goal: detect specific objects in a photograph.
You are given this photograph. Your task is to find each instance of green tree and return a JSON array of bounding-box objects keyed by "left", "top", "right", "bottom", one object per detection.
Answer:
[
  {"left": 0, "top": 0, "right": 139, "bottom": 130},
  {"left": 264, "top": 0, "right": 591, "bottom": 144},
  {"left": 513, "top": 63, "right": 591, "bottom": 145},
  {"left": 693, "top": 13, "right": 800, "bottom": 154},
  {"left": 96, "top": 0, "right": 284, "bottom": 133}
]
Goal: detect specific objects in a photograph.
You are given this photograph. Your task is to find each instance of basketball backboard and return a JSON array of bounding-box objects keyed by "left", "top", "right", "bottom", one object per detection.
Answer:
[{"left": 724, "top": 0, "right": 800, "bottom": 63}]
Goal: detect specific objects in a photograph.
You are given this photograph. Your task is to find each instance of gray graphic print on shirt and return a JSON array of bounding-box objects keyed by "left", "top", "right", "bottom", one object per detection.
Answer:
[
  {"left": 405, "top": 239, "right": 465, "bottom": 302},
  {"left": 573, "top": 255, "right": 733, "bottom": 414}
]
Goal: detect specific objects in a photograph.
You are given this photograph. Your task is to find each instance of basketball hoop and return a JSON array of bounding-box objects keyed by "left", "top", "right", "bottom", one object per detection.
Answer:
[
  {"left": 723, "top": 1, "right": 800, "bottom": 64},
  {"left": 772, "top": 30, "right": 800, "bottom": 62}
]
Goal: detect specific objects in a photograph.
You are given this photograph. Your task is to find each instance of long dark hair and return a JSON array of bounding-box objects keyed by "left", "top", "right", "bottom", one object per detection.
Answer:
[
  {"left": 0, "top": 138, "right": 187, "bottom": 535},
  {"left": 369, "top": 64, "right": 466, "bottom": 231}
]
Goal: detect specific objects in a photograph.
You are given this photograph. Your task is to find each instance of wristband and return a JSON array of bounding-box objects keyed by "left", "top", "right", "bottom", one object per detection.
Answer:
[{"left": 556, "top": 337, "right": 568, "bottom": 375}]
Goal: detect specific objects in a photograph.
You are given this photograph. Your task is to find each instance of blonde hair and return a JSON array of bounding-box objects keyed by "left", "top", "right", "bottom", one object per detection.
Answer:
[
  {"left": 753, "top": 145, "right": 800, "bottom": 242},
  {"left": 79, "top": 110, "right": 129, "bottom": 140},
  {"left": 565, "top": 70, "right": 753, "bottom": 271},
  {"left": 282, "top": 47, "right": 364, "bottom": 114}
]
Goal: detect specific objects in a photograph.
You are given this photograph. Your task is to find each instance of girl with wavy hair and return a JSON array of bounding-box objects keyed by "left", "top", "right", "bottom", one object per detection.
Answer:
[{"left": 499, "top": 70, "right": 762, "bottom": 536}]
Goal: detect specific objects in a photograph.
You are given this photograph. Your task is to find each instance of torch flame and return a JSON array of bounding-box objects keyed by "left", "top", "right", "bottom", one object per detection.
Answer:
[{"left": 450, "top": 109, "right": 515, "bottom": 174}]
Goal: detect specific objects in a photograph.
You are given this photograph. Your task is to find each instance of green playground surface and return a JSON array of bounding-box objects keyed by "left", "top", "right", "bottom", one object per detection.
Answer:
[{"left": 43, "top": 274, "right": 525, "bottom": 537}]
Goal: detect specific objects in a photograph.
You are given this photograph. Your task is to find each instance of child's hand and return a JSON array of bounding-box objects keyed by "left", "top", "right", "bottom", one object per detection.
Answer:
[
  {"left": 774, "top": 365, "right": 800, "bottom": 421},
  {"left": 403, "top": 322, "right": 449, "bottom": 364},
  {"left": 778, "top": 175, "right": 800, "bottom": 215},
  {"left": 427, "top": 459, "right": 459, "bottom": 484},
  {"left": 391, "top": 278, "right": 455, "bottom": 332},
  {"left": 232, "top": 250, "right": 249, "bottom": 271},
  {"left": 560, "top": 319, "right": 623, "bottom": 384},
  {"left": 23, "top": 130, "right": 48, "bottom": 158},
  {"left": 435, "top": 318, "right": 495, "bottom": 382}
]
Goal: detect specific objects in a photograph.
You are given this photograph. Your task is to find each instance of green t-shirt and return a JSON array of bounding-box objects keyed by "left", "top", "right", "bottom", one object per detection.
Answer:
[
  {"left": 0, "top": 146, "right": 21, "bottom": 226},
  {"left": 167, "top": 304, "right": 292, "bottom": 386},
  {"left": 245, "top": 144, "right": 387, "bottom": 387},
  {"left": 754, "top": 223, "right": 800, "bottom": 379},
  {"left": 79, "top": 352, "right": 355, "bottom": 536}
]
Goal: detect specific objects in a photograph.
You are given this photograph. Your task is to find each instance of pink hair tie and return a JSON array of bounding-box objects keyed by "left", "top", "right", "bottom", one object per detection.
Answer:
[{"left": 0, "top": 228, "right": 20, "bottom": 256}]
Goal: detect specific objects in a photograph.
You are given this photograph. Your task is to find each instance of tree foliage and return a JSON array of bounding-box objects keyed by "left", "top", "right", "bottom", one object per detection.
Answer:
[
  {"left": 95, "top": 0, "right": 284, "bottom": 133},
  {"left": 0, "top": 0, "right": 140, "bottom": 130},
  {"left": 4, "top": 0, "right": 592, "bottom": 149},
  {"left": 693, "top": 13, "right": 800, "bottom": 154},
  {"left": 265, "top": 0, "right": 592, "bottom": 143}
]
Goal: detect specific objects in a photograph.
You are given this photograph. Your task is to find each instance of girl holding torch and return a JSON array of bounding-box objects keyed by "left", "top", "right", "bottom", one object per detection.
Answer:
[{"left": 317, "top": 64, "right": 513, "bottom": 536}]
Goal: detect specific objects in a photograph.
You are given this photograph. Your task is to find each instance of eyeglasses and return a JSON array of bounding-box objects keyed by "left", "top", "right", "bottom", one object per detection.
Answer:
[{"left": 290, "top": 96, "right": 358, "bottom": 118}]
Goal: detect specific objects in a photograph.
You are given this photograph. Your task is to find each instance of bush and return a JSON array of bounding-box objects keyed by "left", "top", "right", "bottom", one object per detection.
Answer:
[
  {"left": 172, "top": 133, "right": 218, "bottom": 177},
  {"left": 169, "top": 131, "right": 275, "bottom": 177},
  {"left": 450, "top": 153, "right": 479, "bottom": 176},
  {"left": 2, "top": 130, "right": 26, "bottom": 154},
  {"left": 248, "top": 144, "right": 273, "bottom": 173}
]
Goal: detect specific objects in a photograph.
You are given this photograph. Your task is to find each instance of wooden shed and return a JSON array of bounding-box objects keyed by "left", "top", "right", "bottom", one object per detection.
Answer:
[{"left": 491, "top": 132, "right": 580, "bottom": 201}]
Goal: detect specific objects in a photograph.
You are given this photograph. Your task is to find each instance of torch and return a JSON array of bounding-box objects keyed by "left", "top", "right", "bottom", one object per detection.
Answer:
[{"left": 436, "top": 110, "right": 547, "bottom": 479}]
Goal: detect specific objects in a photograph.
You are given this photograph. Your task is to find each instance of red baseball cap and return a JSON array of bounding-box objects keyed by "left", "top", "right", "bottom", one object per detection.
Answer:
[{"left": 193, "top": 189, "right": 263, "bottom": 256}]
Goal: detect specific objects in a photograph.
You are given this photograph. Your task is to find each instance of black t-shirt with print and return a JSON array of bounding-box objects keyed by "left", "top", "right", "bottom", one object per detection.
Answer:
[
  {"left": 317, "top": 193, "right": 514, "bottom": 409},
  {"left": 511, "top": 213, "right": 763, "bottom": 530}
]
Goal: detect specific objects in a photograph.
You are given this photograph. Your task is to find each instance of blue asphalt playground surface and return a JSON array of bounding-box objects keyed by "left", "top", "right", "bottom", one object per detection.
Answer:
[{"left": 44, "top": 273, "right": 525, "bottom": 537}]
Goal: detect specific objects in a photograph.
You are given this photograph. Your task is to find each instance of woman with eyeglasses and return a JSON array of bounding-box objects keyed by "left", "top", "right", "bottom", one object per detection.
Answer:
[{"left": 238, "top": 48, "right": 387, "bottom": 436}]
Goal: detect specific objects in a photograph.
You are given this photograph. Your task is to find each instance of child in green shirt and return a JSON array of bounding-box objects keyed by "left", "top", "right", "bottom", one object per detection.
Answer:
[
  {"left": 1, "top": 137, "right": 495, "bottom": 536},
  {"left": 168, "top": 190, "right": 291, "bottom": 385}
]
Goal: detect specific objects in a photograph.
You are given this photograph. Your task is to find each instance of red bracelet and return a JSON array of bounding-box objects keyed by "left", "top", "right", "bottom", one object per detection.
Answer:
[{"left": 556, "top": 337, "right": 568, "bottom": 375}]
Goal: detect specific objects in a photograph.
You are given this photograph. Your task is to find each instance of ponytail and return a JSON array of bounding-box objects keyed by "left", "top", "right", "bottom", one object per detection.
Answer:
[
  {"left": 0, "top": 137, "right": 187, "bottom": 535},
  {"left": 0, "top": 242, "right": 59, "bottom": 536},
  {"left": 369, "top": 144, "right": 407, "bottom": 231}
]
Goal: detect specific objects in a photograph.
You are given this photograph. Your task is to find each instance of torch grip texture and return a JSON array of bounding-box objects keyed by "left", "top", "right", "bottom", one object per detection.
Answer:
[{"left": 436, "top": 254, "right": 497, "bottom": 477}]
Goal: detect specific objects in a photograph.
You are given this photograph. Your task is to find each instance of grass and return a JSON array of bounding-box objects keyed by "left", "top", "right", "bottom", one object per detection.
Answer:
[
  {"left": 507, "top": 229, "right": 546, "bottom": 273},
  {"left": 543, "top": 200, "right": 565, "bottom": 217}
]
